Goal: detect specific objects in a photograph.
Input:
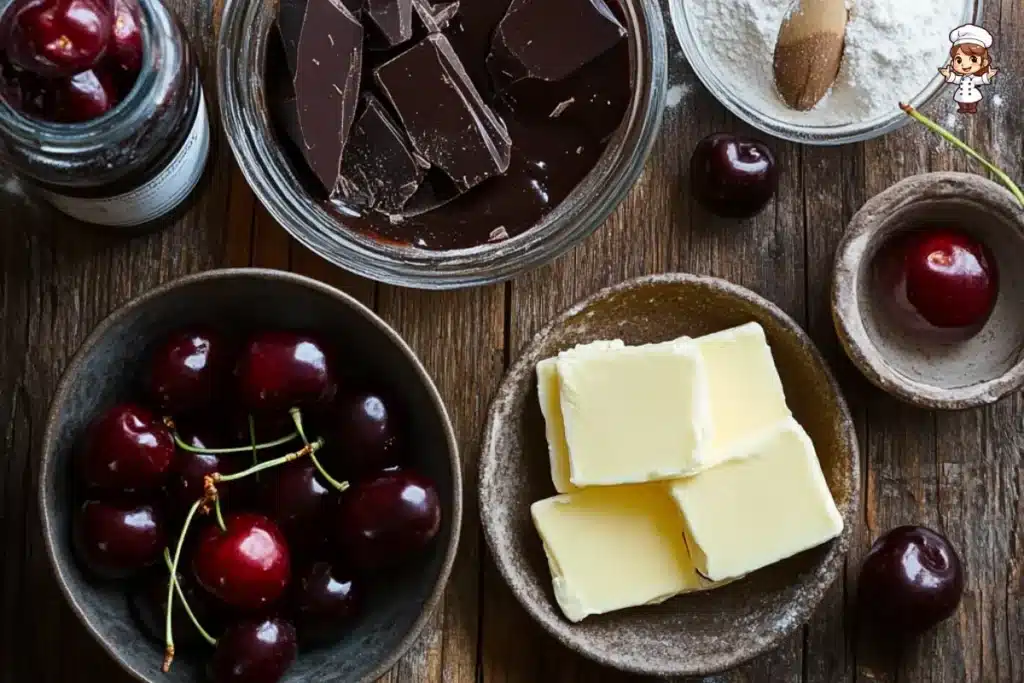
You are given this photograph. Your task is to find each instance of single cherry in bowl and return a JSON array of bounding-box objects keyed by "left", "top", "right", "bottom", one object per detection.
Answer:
[
  {"left": 690, "top": 133, "right": 778, "bottom": 219},
  {"left": 262, "top": 459, "right": 334, "bottom": 557},
  {"left": 165, "top": 424, "right": 247, "bottom": 518},
  {"left": 73, "top": 499, "right": 166, "bottom": 578},
  {"left": 4, "top": 0, "right": 115, "bottom": 77},
  {"left": 78, "top": 403, "right": 175, "bottom": 492},
  {"left": 148, "top": 327, "right": 235, "bottom": 415},
  {"left": 857, "top": 525, "right": 964, "bottom": 637},
  {"left": 317, "top": 389, "right": 403, "bottom": 477},
  {"left": 291, "top": 561, "right": 362, "bottom": 645},
  {"left": 235, "top": 331, "right": 338, "bottom": 414},
  {"left": 209, "top": 617, "right": 297, "bottom": 683},
  {"left": 46, "top": 68, "right": 118, "bottom": 122}
]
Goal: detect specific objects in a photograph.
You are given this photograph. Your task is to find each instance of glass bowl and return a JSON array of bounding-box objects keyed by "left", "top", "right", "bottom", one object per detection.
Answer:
[
  {"left": 217, "top": 0, "right": 667, "bottom": 290},
  {"left": 668, "top": 0, "right": 982, "bottom": 145}
]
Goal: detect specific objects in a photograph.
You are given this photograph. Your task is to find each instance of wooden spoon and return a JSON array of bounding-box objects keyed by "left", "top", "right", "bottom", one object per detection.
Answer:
[{"left": 773, "top": 0, "right": 848, "bottom": 111}]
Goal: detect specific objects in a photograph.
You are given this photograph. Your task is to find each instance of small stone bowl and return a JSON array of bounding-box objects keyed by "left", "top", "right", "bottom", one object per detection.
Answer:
[
  {"left": 832, "top": 172, "right": 1024, "bottom": 410},
  {"left": 39, "top": 269, "right": 461, "bottom": 683},
  {"left": 480, "top": 274, "right": 860, "bottom": 677}
]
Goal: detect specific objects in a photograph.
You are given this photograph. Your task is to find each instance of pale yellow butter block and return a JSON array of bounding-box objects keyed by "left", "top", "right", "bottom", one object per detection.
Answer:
[
  {"left": 558, "top": 341, "right": 712, "bottom": 486},
  {"left": 536, "top": 340, "right": 625, "bottom": 493},
  {"left": 531, "top": 484, "right": 709, "bottom": 622},
  {"left": 691, "top": 322, "right": 792, "bottom": 466},
  {"left": 669, "top": 417, "right": 843, "bottom": 582}
]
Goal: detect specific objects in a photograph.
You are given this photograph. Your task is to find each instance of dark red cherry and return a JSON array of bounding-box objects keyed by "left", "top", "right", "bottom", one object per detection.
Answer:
[
  {"left": 107, "top": 0, "right": 141, "bottom": 74},
  {"left": 690, "top": 133, "right": 778, "bottom": 219},
  {"left": 79, "top": 403, "right": 175, "bottom": 492},
  {"left": 166, "top": 425, "right": 247, "bottom": 518},
  {"left": 148, "top": 328, "right": 234, "bottom": 415},
  {"left": 129, "top": 568, "right": 221, "bottom": 647},
  {"left": 333, "top": 470, "right": 441, "bottom": 570},
  {"left": 209, "top": 617, "right": 297, "bottom": 683},
  {"left": 193, "top": 513, "right": 291, "bottom": 612},
  {"left": 73, "top": 500, "right": 165, "bottom": 578},
  {"left": 46, "top": 67, "right": 117, "bottom": 122},
  {"left": 901, "top": 230, "right": 998, "bottom": 329},
  {"left": 5, "top": 0, "right": 114, "bottom": 77},
  {"left": 318, "top": 390, "right": 403, "bottom": 477},
  {"left": 235, "top": 332, "right": 337, "bottom": 414},
  {"left": 262, "top": 459, "right": 333, "bottom": 557},
  {"left": 858, "top": 525, "right": 964, "bottom": 637},
  {"left": 291, "top": 561, "right": 361, "bottom": 645}
]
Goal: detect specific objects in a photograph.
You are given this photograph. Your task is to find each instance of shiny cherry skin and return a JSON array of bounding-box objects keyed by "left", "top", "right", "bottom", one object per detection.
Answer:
[
  {"left": 79, "top": 403, "right": 175, "bottom": 492},
  {"left": 148, "top": 327, "right": 234, "bottom": 415},
  {"left": 318, "top": 390, "right": 402, "bottom": 477},
  {"left": 291, "top": 561, "right": 362, "bottom": 645},
  {"left": 47, "top": 68, "right": 117, "bottom": 122},
  {"left": 209, "top": 617, "right": 297, "bottom": 683},
  {"left": 73, "top": 500, "right": 166, "bottom": 578},
  {"left": 690, "top": 133, "right": 778, "bottom": 219},
  {"left": 107, "top": 0, "right": 141, "bottom": 74},
  {"left": 193, "top": 513, "right": 291, "bottom": 612},
  {"left": 263, "top": 459, "right": 333, "bottom": 557},
  {"left": 129, "top": 568, "right": 221, "bottom": 647},
  {"left": 235, "top": 332, "right": 337, "bottom": 414},
  {"left": 5, "top": 0, "right": 114, "bottom": 77},
  {"left": 858, "top": 525, "right": 964, "bottom": 637},
  {"left": 901, "top": 230, "right": 998, "bottom": 329},
  {"left": 333, "top": 470, "right": 441, "bottom": 570},
  {"left": 166, "top": 425, "right": 246, "bottom": 518}
]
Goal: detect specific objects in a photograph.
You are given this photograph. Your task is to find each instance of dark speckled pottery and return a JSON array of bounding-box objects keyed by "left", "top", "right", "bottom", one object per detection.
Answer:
[
  {"left": 40, "top": 268, "right": 461, "bottom": 683},
  {"left": 480, "top": 273, "right": 860, "bottom": 677}
]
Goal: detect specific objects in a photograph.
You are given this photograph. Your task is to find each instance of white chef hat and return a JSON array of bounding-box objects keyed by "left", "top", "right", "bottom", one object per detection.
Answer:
[{"left": 949, "top": 24, "right": 994, "bottom": 49}]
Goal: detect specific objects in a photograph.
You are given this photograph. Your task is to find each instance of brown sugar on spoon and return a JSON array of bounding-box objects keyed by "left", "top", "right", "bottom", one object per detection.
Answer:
[{"left": 773, "top": 0, "right": 848, "bottom": 111}]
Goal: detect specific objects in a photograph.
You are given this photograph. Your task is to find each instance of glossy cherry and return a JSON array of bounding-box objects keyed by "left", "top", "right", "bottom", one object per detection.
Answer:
[
  {"left": 47, "top": 68, "right": 117, "bottom": 122},
  {"left": 318, "top": 390, "right": 403, "bottom": 477},
  {"left": 858, "top": 525, "right": 964, "bottom": 637},
  {"left": 209, "top": 617, "right": 297, "bottom": 683},
  {"left": 193, "top": 513, "right": 291, "bottom": 612},
  {"left": 73, "top": 500, "right": 166, "bottom": 578},
  {"left": 129, "top": 568, "right": 220, "bottom": 647},
  {"left": 333, "top": 469, "right": 441, "bottom": 570},
  {"left": 166, "top": 425, "right": 246, "bottom": 518},
  {"left": 263, "top": 459, "right": 333, "bottom": 557},
  {"left": 148, "top": 327, "right": 234, "bottom": 415},
  {"left": 235, "top": 332, "right": 337, "bottom": 414},
  {"left": 107, "top": 0, "right": 141, "bottom": 74},
  {"left": 291, "top": 561, "right": 362, "bottom": 645},
  {"left": 690, "top": 133, "right": 778, "bottom": 219},
  {"left": 79, "top": 403, "right": 175, "bottom": 492},
  {"left": 5, "top": 0, "right": 114, "bottom": 77},
  {"left": 900, "top": 230, "right": 998, "bottom": 329}
]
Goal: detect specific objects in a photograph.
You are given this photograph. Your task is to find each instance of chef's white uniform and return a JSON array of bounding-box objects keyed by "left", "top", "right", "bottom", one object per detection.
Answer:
[{"left": 945, "top": 72, "right": 992, "bottom": 104}]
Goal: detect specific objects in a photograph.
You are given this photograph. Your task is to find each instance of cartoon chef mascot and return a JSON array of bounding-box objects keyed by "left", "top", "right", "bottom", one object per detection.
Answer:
[{"left": 940, "top": 25, "right": 999, "bottom": 114}]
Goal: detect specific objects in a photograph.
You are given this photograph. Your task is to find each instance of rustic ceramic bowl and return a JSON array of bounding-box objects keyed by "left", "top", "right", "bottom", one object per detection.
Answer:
[
  {"left": 833, "top": 172, "right": 1024, "bottom": 410},
  {"left": 39, "top": 269, "right": 462, "bottom": 683},
  {"left": 480, "top": 273, "right": 860, "bottom": 677}
]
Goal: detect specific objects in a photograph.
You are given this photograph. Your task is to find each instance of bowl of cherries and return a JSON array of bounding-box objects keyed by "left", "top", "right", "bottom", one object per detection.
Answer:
[{"left": 39, "top": 268, "right": 461, "bottom": 683}]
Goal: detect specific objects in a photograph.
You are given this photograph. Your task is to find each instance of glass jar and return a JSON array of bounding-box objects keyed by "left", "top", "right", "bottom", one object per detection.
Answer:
[
  {"left": 218, "top": 0, "right": 667, "bottom": 290},
  {"left": 0, "top": 0, "right": 210, "bottom": 231}
]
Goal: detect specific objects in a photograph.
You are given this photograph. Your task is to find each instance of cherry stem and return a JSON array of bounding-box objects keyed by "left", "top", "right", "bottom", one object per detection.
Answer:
[
  {"left": 170, "top": 428, "right": 299, "bottom": 455},
  {"left": 248, "top": 414, "right": 259, "bottom": 470},
  {"left": 161, "top": 549, "right": 217, "bottom": 647},
  {"left": 214, "top": 496, "right": 227, "bottom": 532},
  {"left": 212, "top": 439, "right": 324, "bottom": 483},
  {"left": 899, "top": 102, "right": 1024, "bottom": 207},
  {"left": 164, "top": 498, "right": 202, "bottom": 672},
  {"left": 289, "top": 407, "right": 349, "bottom": 492}
]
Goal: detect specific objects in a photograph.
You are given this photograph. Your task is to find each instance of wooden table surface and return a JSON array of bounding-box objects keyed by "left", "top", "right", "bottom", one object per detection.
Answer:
[{"left": 2, "top": 1, "right": 1023, "bottom": 681}]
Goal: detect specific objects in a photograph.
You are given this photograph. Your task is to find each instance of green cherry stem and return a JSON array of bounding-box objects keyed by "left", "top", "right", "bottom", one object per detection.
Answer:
[
  {"left": 214, "top": 496, "right": 227, "bottom": 532},
  {"left": 290, "top": 407, "right": 349, "bottom": 492},
  {"left": 289, "top": 407, "right": 309, "bottom": 445},
  {"left": 171, "top": 430, "right": 300, "bottom": 455},
  {"left": 163, "top": 498, "right": 202, "bottom": 672},
  {"left": 248, "top": 414, "right": 259, "bottom": 470},
  {"left": 900, "top": 103, "right": 1024, "bottom": 207},
  {"left": 161, "top": 549, "right": 217, "bottom": 647},
  {"left": 212, "top": 439, "right": 324, "bottom": 483}
]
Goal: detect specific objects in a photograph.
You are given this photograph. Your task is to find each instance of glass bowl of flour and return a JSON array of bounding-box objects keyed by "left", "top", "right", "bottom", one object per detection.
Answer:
[{"left": 670, "top": 0, "right": 981, "bottom": 144}]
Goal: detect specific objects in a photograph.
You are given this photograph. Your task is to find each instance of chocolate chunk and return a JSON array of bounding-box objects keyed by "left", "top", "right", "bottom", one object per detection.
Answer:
[
  {"left": 375, "top": 34, "right": 511, "bottom": 192},
  {"left": 412, "top": 0, "right": 458, "bottom": 33},
  {"left": 293, "top": 0, "right": 363, "bottom": 194},
  {"left": 335, "top": 93, "right": 427, "bottom": 212},
  {"left": 277, "top": 0, "right": 308, "bottom": 76},
  {"left": 366, "top": 0, "right": 413, "bottom": 47},
  {"left": 489, "top": 0, "right": 626, "bottom": 84}
]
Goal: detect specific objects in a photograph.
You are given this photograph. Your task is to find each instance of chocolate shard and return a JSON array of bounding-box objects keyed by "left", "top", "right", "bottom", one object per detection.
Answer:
[
  {"left": 488, "top": 0, "right": 626, "bottom": 85},
  {"left": 412, "top": 0, "right": 459, "bottom": 33},
  {"left": 375, "top": 34, "right": 512, "bottom": 193},
  {"left": 293, "top": 0, "right": 363, "bottom": 194},
  {"left": 366, "top": 0, "right": 414, "bottom": 47},
  {"left": 335, "top": 93, "right": 427, "bottom": 212},
  {"left": 277, "top": 0, "right": 308, "bottom": 76}
]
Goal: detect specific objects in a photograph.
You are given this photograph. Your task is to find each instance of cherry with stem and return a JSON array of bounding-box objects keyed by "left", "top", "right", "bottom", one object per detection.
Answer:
[{"left": 289, "top": 407, "right": 348, "bottom": 493}]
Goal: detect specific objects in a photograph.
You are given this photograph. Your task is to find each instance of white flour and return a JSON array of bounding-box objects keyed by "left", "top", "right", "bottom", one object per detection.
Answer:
[{"left": 685, "top": 0, "right": 971, "bottom": 125}]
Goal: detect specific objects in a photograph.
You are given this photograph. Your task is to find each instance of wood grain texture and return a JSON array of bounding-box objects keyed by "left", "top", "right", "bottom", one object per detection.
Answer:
[{"left": 1, "top": 0, "right": 1023, "bottom": 682}]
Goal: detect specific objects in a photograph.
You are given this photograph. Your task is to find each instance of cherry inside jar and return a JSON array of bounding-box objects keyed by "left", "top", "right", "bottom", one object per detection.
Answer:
[{"left": 0, "top": 0, "right": 210, "bottom": 232}]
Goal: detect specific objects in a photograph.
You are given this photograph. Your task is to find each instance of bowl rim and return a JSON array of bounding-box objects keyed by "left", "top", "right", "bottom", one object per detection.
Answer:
[
  {"left": 479, "top": 272, "right": 860, "bottom": 676},
  {"left": 832, "top": 171, "right": 1024, "bottom": 410},
  {"left": 37, "top": 267, "right": 463, "bottom": 683}
]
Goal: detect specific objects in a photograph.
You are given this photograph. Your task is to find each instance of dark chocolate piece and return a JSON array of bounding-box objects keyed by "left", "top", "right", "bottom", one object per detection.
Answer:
[
  {"left": 293, "top": 0, "right": 364, "bottom": 194},
  {"left": 412, "top": 0, "right": 458, "bottom": 33},
  {"left": 489, "top": 0, "right": 626, "bottom": 84},
  {"left": 335, "top": 93, "right": 426, "bottom": 212},
  {"left": 366, "top": 0, "right": 413, "bottom": 47},
  {"left": 375, "top": 34, "right": 511, "bottom": 193},
  {"left": 277, "top": 0, "right": 308, "bottom": 76}
]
